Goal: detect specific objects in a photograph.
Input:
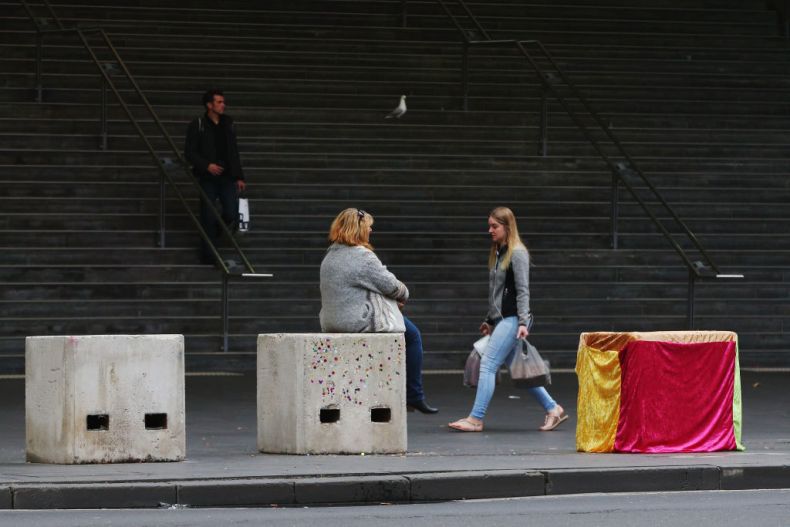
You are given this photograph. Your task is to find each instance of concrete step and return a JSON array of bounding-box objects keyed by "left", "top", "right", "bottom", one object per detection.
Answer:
[
  {"left": 2, "top": 0, "right": 788, "bottom": 372},
  {"left": 2, "top": 279, "right": 785, "bottom": 303}
]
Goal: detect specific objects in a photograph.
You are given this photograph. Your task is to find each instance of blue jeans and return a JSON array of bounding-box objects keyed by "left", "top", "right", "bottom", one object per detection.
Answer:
[
  {"left": 470, "top": 316, "right": 558, "bottom": 419},
  {"left": 403, "top": 316, "right": 425, "bottom": 404}
]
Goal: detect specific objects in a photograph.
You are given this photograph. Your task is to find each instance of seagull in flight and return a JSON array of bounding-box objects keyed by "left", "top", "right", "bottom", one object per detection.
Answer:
[{"left": 385, "top": 95, "right": 407, "bottom": 119}]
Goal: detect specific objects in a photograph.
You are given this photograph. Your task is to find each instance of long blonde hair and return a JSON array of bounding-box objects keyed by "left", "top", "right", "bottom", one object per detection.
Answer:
[
  {"left": 487, "top": 206, "right": 526, "bottom": 270},
  {"left": 328, "top": 208, "right": 374, "bottom": 250}
]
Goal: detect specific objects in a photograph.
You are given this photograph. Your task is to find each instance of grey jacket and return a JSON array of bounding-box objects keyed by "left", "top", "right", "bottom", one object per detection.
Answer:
[
  {"left": 319, "top": 243, "right": 409, "bottom": 332},
  {"left": 486, "top": 244, "right": 531, "bottom": 327}
]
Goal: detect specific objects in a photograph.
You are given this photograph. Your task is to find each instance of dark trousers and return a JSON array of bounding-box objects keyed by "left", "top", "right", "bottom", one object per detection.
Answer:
[
  {"left": 198, "top": 176, "right": 238, "bottom": 263},
  {"left": 403, "top": 315, "right": 426, "bottom": 404}
]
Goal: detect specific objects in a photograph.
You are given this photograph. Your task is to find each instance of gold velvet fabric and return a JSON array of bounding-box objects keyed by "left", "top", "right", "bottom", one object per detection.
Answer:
[
  {"left": 574, "top": 333, "right": 634, "bottom": 452},
  {"left": 635, "top": 330, "right": 737, "bottom": 344}
]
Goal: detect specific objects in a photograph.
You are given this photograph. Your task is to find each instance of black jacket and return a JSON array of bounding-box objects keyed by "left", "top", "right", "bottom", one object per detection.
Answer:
[{"left": 184, "top": 113, "right": 245, "bottom": 181}]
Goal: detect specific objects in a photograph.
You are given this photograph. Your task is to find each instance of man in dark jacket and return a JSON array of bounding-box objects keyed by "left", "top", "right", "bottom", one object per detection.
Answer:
[{"left": 184, "top": 89, "right": 247, "bottom": 264}]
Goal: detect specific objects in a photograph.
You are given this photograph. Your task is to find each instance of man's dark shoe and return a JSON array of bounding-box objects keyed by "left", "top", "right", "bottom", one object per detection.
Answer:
[{"left": 407, "top": 400, "right": 439, "bottom": 414}]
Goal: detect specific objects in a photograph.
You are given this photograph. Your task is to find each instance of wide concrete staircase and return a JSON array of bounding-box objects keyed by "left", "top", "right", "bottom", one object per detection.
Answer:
[{"left": 1, "top": 0, "right": 789, "bottom": 372}]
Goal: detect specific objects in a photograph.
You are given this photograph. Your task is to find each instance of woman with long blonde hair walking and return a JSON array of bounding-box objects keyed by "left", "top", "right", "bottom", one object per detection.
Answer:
[{"left": 449, "top": 207, "right": 567, "bottom": 432}]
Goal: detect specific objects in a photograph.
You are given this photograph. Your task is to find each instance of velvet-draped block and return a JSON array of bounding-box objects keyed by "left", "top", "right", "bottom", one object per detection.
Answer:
[
  {"left": 576, "top": 331, "right": 743, "bottom": 453},
  {"left": 614, "top": 340, "right": 737, "bottom": 453}
]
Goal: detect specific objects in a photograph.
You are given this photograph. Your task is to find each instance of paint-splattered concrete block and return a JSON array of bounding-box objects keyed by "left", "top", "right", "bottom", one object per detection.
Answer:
[
  {"left": 257, "top": 333, "right": 406, "bottom": 454},
  {"left": 25, "top": 335, "right": 185, "bottom": 464}
]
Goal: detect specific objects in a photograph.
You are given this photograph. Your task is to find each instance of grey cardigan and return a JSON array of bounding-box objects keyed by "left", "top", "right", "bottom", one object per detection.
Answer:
[
  {"left": 486, "top": 244, "right": 531, "bottom": 327},
  {"left": 319, "top": 243, "right": 409, "bottom": 332}
]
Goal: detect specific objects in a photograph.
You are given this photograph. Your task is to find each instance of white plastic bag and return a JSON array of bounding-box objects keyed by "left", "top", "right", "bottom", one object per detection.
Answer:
[
  {"left": 238, "top": 197, "right": 250, "bottom": 233},
  {"left": 369, "top": 292, "right": 406, "bottom": 333},
  {"left": 473, "top": 335, "right": 490, "bottom": 356}
]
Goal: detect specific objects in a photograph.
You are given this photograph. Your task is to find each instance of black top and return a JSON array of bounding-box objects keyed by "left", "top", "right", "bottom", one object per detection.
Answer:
[
  {"left": 208, "top": 118, "right": 230, "bottom": 174},
  {"left": 497, "top": 245, "right": 519, "bottom": 321},
  {"left": 183, "top": 113, "right": 245, "bottom": 182}
]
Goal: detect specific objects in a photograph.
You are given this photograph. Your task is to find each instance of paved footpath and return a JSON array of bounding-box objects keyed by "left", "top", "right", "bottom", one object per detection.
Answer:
[{"left": 0, "top": 371, "right": 788, "bottom": 509}]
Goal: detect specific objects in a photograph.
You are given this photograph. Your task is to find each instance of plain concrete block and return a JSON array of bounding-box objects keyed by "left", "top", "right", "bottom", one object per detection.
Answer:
[
  {"left": 408, "top": 471, "right": 545, "bottom": 501},
  {"left": 12, "top": 483, "right": 176, "bottom": 509},
  {"left": 25, "top": 335, "right": 186, "bottom": 464},
  {"left": 257, "top": 333, "right": 406, "bottom": 454},
  {"left": 721, "top": 466, "right": 790, "bottom": 490},
  {"left": 545, "top": 466, "right": 720, "bottom": 495},
  {"left": 178, "top": 479, "right": 295, "bottom": 507},
  {"left": 294, "top": 475, "right": 410, "bottom": 504}
]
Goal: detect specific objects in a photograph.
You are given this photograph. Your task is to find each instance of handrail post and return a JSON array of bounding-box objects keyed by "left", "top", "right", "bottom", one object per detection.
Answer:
[
  {"left": 461, "top": 41, "right": 469, "bottom": 111},
  {"left": 772, "top": 0, "right": 789, "bottom": 38},
  {"left": 538, "top": 86, "right": 548, "bottom": 156},
  {"left": 611, "top": 171, "right": 619, "bottom": 249},
  {"left": 34, "top": 32, "right": 43, "bottom": 102},
  {"left": 687, "top": 269, "right": 696, "bottom": 329},
  {"left": 221, "top": 273, "right": 230, "bottom": 352},
  {"left": 99, "top": 76, "right": 108, "bottom": 150},
  {"left": 784, "top": 0, "right": 789, "bottom": 39},
  {"left": 158, "top": 161, "right": 166, "bottom": 248}
]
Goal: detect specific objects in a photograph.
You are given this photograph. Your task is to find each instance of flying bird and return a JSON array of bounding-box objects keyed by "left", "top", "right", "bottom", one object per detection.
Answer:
[{"left": 385, "top": 95, "right": 407, "bottom": 119}]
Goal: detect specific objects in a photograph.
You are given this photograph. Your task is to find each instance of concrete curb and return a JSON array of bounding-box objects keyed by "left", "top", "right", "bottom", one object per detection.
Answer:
[
  {"left": 12, "top": 482, "right": 176, "bottom": 510},
  {"left": 177, "top": 479, "right": 293, "bottom": 508},
  {"left": 545, "top": 466, "right": 721, "bottom": 495},
  {"left": 0, "top": 486, "right": 11, "bottom": 509},
  {"left": 407, "top": 470, "right": 544, "bottom": 501},
  {"left": 720, "top": 466, "right": 790, "bottom": 490},
  {"left": 294, "top": 475, "right": 410, "bottom": 504},
  {"left": 5, "top": 466, "right": 790, "bottom": 509}
]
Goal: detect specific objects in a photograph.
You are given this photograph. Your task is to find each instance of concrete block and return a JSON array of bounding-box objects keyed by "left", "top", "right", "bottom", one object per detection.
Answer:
[
  {"left": 25, "top": 335, "right": 185, "bottom": 464},
  {"left": 545, "top": 466, "right": 720, "bottom": 495},
  {"left": 409, "top": 471, "right": 545, "bottom": 501},
  {"left": 294, "top": 475, "right": 410, "bottom": 504},
  {"left": 257, "top": 333, "right": 406, "bottom": 454},
  {"left": 178, "top": 479, "right": 294, "bottom": 507},
  {"left": 12, "top": 483, "right": 176, "bottom": 509}
]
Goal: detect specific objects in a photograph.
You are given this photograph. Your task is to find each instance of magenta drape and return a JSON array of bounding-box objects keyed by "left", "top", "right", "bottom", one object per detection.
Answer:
[{"left": 614, "top": 340, "right": 737, "bottom": 453}]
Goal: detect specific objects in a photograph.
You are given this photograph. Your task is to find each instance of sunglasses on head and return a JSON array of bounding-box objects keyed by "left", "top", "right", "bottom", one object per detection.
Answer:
[{"left": 357, "top": 209, "right": 366, "bottom": 222}]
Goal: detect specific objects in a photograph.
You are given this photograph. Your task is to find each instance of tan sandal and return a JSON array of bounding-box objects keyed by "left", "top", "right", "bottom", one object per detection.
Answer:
[
  {"left": 539, "top": 405, "right": 568, "bottom": 431},
  {"left": 448, "top": 418, "right": 484, "bottom": 432}
]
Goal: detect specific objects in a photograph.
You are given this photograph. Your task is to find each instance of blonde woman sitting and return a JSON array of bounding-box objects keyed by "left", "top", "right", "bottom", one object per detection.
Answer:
[{"left": 319, "top": 208, "right": 438, "bottom": 414}]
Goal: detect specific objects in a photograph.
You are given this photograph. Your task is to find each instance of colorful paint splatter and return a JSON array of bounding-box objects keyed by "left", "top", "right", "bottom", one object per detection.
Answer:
[{"left": 307, "top": 336, "right": 404, "bottom": 405}]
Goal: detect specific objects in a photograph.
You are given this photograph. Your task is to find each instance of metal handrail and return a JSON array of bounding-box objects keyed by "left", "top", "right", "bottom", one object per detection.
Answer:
[
  {"left": 20, "top": 0, "right": 270, "bottom": 349},
  {"left": 768, "top": 0, "right": 789, "bottom": 38},
  {"left": 423, "top": 0, "right": 743, "bottom": 327}
]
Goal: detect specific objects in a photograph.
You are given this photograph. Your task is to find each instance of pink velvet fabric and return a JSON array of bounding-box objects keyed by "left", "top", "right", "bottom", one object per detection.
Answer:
[{"left": 614, "top": 340, "right": 737, "bottom": 453}]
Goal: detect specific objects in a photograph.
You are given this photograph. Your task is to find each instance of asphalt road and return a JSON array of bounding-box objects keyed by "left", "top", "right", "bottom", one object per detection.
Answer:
[{"left": 2, "top": 489, "right": 789, "bottom": 527}]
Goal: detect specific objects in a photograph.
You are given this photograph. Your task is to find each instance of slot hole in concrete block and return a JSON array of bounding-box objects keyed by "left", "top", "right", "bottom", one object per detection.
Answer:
[
  {"left": 145, "top": 413, "right": 168, "bottom": 430},
  {"left": 370, "top": 407, "right": 391, "bottom": 423},
  {"left": 86, "top": 414, "right": 109, "bottom": 431},
  {"left": 320, "top": 408, "right": 340, "bottom": 423}
]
